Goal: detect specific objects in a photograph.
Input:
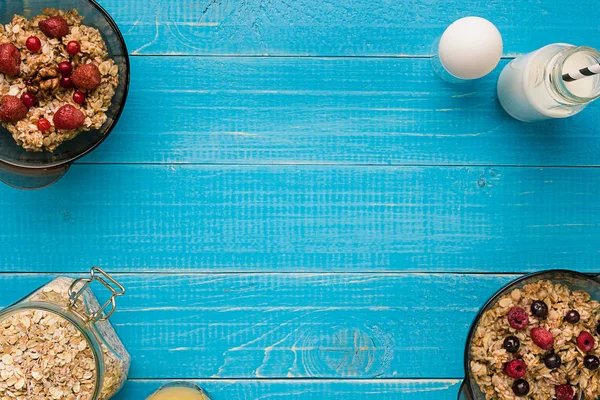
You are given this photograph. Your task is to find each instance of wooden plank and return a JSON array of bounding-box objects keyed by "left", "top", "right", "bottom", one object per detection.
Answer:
[
  {"left": 93, "top": 0, "right": 600, "bottom": 56},
  {"left": 1, "top": 165, "right": 599, "bottom": 273},
  {"left": 83, "top": 57, "right": 600, "bottom": 166},
  {"left": 114, "top": 379, "right": 461, "bottom": 399},
  {"left": 0, "top": 273, "right": 516, "bottom": 379}
]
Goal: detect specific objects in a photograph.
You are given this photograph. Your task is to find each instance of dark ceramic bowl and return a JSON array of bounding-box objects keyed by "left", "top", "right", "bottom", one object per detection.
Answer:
[
  {"left": 0, "top": 0, "right": 129, "bottom": 189},
  {"left": 458, "top": 270, "right": 600, "bottom": 400}
]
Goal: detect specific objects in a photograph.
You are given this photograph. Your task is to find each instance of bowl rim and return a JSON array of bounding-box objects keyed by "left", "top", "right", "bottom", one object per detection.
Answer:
[
  {"left": 461, "top": 269, "right": 600, "bottom": 396},
  {"left": 0, "top": 0, "right": 130, "bottom": 170}
]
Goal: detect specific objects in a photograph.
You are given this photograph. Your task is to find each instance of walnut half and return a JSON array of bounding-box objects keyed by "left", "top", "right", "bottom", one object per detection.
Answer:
[
  {"left": 39, "top": 77, "right": 59, "bottom": 91},
  {"left": 28, "top": 66, "right": 61, "bottom": 93}
]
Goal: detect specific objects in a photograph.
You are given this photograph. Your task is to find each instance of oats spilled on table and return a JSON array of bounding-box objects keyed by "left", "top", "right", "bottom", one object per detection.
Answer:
[{"left": 0, "top": 8, "right": 118, "bottom": 152}]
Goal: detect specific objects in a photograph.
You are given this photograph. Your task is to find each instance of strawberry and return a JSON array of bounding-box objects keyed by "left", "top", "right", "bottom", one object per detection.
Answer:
[
  {"left": 53, "top": 105, "right": 85, "bottom": 130},
  {"left": 38, "top": 16, "right": 69, "bottom": 39},
  {"left": 0, "top": 95, "right": 27, "bottom": 123},
  {"left": 0, "top": 44, "right": 21, "bottom": 77},
  {"left": 72, "top": 63, "right": 101, "bottom": 90}
]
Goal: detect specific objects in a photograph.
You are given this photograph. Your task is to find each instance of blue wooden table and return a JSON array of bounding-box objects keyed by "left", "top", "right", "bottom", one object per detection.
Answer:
[{"left": 2, "top": 1, "right": 600, "bottom": 399}]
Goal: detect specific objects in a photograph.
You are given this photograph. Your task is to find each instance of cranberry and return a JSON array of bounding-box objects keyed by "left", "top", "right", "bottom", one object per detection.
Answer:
[
  {"left": 21, "top": 92, "right": 37, "bottom": 108},
  {"left": 60, "top": 76, "right": 74, "bottom": 89},
  {"left": 530, "top": 327, "right": 554, "bottom": 350},
  {"left": 26, "top": 36, "right": 42, "bottom": 53},
  {"left": 58, "top": 61, "right": 73, "bottom": 76},
  {"left": 66, "top": 41, "right": 81, "bottom": 56},
  {"left": 37, "top": 117, "right": 51, "bottom": 132},
  {"left": 73, "top": 90, "right": 86, "bottom": 104}
]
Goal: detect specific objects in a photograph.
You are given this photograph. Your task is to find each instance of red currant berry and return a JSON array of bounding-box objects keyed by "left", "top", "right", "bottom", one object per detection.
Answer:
[
  {"left": 66, "top": 41, "right": 81, "bottom": 56},
  {"left": 37, "top": 118, "right": 51, "bottom": 132},
  {"left": 26, "top": 36, "right": 42, "bottom": 53},
  {"left": 58, "top": 61, "right": 73, "bottom": 76},
  {"left": 21, "top": 92, "right": 37, "bottom": 108},
  {"left": 60, "top": 76, "right": 74, "bottom": 88},
  {"left": 73, "top": 91, "right": 86, "bottom": 104}
]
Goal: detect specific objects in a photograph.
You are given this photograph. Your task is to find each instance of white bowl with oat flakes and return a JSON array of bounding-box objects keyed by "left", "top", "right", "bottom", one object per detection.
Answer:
[
  {"left": 0, "top": 1, "right": 129, "bottom": 190},
  {"left": 459, "top": 270, "right": 600, "bottom": 400}
]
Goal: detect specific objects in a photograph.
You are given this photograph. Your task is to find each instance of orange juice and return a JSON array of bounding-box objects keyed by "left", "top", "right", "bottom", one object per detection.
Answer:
[{"left": 147, "top": 385, "right": 210, "bottom": 400}]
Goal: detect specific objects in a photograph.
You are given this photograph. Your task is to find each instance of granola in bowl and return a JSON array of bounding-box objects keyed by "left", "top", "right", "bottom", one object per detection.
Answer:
[
  {"left": 0, "top": 8, "right": 118, "bottom": 152},
  {"left": 471, "top": 280, "right": 600, "bottom": 400}
]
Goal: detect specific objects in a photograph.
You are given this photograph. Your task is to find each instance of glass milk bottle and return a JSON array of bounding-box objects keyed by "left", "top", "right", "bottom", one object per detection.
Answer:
[
  {"left": 147, "top": 383, "right": 211, "bottom": 400},
  {"left": 497, "top": 45, "right": 600, "bottom": 122}
]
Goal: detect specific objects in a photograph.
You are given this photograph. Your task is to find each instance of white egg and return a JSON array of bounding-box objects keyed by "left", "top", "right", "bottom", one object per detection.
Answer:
[{"left": 439, "top": 17, "right": 503, "bottom": 80}]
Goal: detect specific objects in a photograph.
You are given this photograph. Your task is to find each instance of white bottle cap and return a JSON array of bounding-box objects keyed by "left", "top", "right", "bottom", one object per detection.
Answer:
[{"left": 438, "top": 17, "right": 503, "bottom": 80}]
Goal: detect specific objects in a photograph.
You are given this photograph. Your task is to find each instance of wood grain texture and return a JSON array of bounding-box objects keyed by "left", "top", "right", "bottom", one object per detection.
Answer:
[
  {"left": 1, "top": 1, "right": 599, "bottom": 397},
  {"left": 0, "top": 273, "right": 516, "bottom": 379},
  {"left": 114, "top": 379, "right": 461, "bottom": 399},
  {"left": 2, "top": 165, "right": 600, "bottom": 273},
  {"left": 94, "top": 0, "right": 600, "bottom": 56},
  {"left": 82, "top": 57, "right": 600, "bottom": 166}
]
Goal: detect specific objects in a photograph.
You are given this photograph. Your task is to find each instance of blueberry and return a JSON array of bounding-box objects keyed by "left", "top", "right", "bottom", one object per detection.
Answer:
[
  {"left": 503, "top": 336, "right": 520, "bottom": 353},
  {"left": 584, "top": 355, "right": 600, "bottom": 370},
  {"left": 596, "top": 323, "right": 600, "bottom": 335},
  {"left": 544, "top": 352, "right": 561, "bottom": 369},
  {"left": 512, "top": 379, "right": 530, "bottom": 396},
  {"left": 565, "top": 310, "right": 580, "bottom": 324},
  {"left": 530, "top": 300, "right": 548, "bottom": 318}
]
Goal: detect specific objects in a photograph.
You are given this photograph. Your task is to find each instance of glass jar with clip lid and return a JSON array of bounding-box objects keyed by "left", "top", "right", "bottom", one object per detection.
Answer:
[{"left": 0, "top": 267, "right": 130, "bottom": 400}]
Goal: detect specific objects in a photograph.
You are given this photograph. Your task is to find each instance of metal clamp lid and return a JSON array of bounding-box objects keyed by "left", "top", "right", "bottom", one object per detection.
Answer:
[{"left": 68, "top": 267, "right": 126, "bottom": 322}]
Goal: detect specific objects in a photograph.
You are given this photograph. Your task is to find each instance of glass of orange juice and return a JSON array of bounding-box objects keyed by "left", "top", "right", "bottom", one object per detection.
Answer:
[{"left": 147, "top": 382, "right": 211, "bottom": 400}]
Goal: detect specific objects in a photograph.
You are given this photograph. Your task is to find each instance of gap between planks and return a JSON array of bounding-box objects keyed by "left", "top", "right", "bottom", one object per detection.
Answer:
[
  {"left": 125, "top": 378, "right": 462, "bottom": 382},
  {"left": 0, "top": 271, "right": 523, "bottom": 276},
  {"left": 72, "top": 162, "right": 600, "bottom": 168},
  {"left": 127, "top": 54, "right": 519, "bottom": 60}
]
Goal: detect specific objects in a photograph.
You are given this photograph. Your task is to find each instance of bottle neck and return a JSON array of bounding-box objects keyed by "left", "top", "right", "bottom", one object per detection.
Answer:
[{"left": 550, "top": 46, "right": 600, "bottom": 105}]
